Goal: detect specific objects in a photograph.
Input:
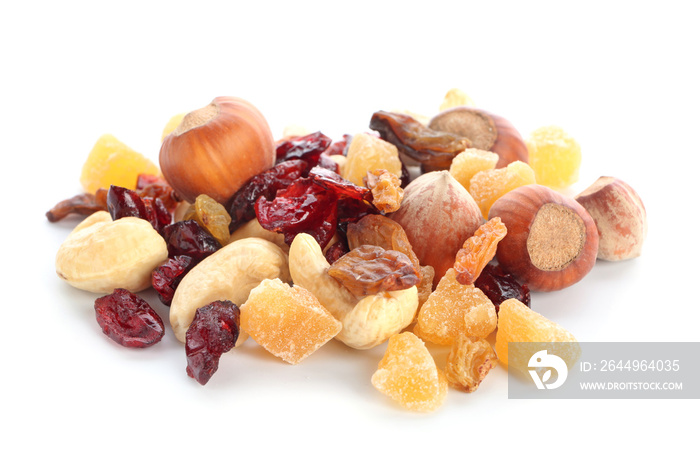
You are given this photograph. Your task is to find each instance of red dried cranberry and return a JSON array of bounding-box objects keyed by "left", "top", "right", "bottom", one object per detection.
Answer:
[
  {"left": 275, "top": 131, "right": 332, "bottom": 166},
  {"left": 317, "top": 153, "right": 340, "bottom": 174},
  {"left": 107, "top": 185, "right": 148, "bottom": 221},
  {"left": 474, "top": 263, "right": 531, "bottom": 313},
  {"left": 186, "top": 300, "right": 240, "bottom": 385},
  {"left": 151, "top": 255, "right": 195, "bottom": 306},
  {"left": 136, "top": 174, "right": 181, "bottom": 212},
  {"left": 324, "top": 134, "right": 352, "bottom": 156},
  {"left": 308, "top": 166, "right": 372, "bottom": 202},
  {"left": 324, "top": 238, "right": 350, "bottom": 264},
  {"left": 143, "top": 197, "right": 172, "bottom": 234},
  {"left": 162, "top": 220, "right": 222, "bottom": 263},
  {"left": 255, "top": 178, "right": 338, "bottom": 249},
  {"left": 225, "top": 159, "right": 309, "bottom": 233},
  {"left": 94, "top": 289, "right": 165, "bottom": 348}
]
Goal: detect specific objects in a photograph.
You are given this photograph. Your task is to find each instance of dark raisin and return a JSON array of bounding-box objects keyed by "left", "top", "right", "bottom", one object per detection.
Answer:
[
  {"left": 162, "top": 220, "right": 221, "bottom": 263},
  {"left": 46, "top": 192, "right": 108, "bottom": 222},
  {"left": 474, "top": 263, "right": 531, "bottom": 313},
  {"left": 94, "top": 289, "right": 165, "bottom": 348},
  {"left": 186, "top": 300, "right": 240, "bottom": 385},
  {"left": 151, "top": 255, "right": 195, "bottom": 306}
]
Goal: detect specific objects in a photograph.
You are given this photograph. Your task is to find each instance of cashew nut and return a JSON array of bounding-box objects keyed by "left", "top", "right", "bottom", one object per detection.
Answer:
[
  {"left": 289, "top": 233, "right": 418, "bottom": 350},
  {"left": 228, "top": 218, "right": 287, "bottom": 253},
  {"left": 170, "top": 237, "right": 291, "bottom": 343},
  {"left": 55, "top": 211, "right": 168, "bottom": 293}
]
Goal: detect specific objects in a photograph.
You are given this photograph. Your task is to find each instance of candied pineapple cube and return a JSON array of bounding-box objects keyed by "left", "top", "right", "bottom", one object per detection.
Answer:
[
  {"left": 449, "top": 148, "right": 499, "bottom": 191},
  {"left": 495, "top": 299, "right": 580, "bottom": 373},
  {"left": 342, "top": 133, "right": 402, "bottom": 186},
  {"left": 80, "top": 134, "right": 160, "bottom": 194},
  {"left": 371, "top": 332, "right": 447, "bottom": 412},
  {"left": 413, "top": 268, "right": 497, "bottom": 345},
  {"left": 161, "top": 113, "right": 186, "bottom": 141},
  {"left": 526, "top": 126, "right": 581, "bottom": 189},
  {"left": 240, "top": 278, "right": 342, "bottom": 364},
  {"left": 469, "top": 160, "right": 536, "bottom": 219},
  {"left": 439, "top": 88, "right": 476, "bottom": 111}
]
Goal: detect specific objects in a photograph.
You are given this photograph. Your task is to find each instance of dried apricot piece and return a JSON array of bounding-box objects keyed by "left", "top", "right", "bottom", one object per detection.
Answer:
[
  {"left": 469, "top": 160, "right": 536, "bottom": 219},
  {"left": 449, "top": 148, "right": 498, "bottom": 191},
  {"left": 327, "top": 245, "right": 420, "bottom": 297},
  {"left": 414, "top": 268, "right": 496, "bottom": 345},
  {"left": 240, "top": 278, "right": 342, "bottom": 365},
  {"left": 80, "top": 134, "right": 160, "bottom": 194},
  {"left": 342, "top": 133, "right": 402, "bottom": 186},
  {"left": 454, "top": 217, "right": 507, "bottom": 285},
  {"left": 495, "top": 298, "right": 580, "bottom": 373},
  {"left": 445, "top": 334, "right": 498, "bottom": 392},
  {"left": 371, "top": 332, "right": 448, "bottom": 412},
  {"left": 526, "top": 126, "right": 581, "bottom": 189}
]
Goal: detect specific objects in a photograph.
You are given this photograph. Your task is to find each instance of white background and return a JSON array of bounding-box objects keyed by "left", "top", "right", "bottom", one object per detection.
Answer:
[{"left": 2, "top": 1, "right": 698, "bottom": 455}]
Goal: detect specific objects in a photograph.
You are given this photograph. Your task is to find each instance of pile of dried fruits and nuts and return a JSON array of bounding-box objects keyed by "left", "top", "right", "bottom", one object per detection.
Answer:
[{"left": 47, "top": 89, "right": 647, "bottom": 412}]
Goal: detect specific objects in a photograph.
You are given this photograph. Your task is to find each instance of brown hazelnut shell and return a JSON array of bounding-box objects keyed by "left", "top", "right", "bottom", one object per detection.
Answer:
[
  {"left": 428, "top": 106, "right": 528, "bottom": 168},
  {"left": 160, "top": 96, "right": 275, "bottom": 204},
  {"left": 488, "top": 184, "right": 599, "bottom": 292}
]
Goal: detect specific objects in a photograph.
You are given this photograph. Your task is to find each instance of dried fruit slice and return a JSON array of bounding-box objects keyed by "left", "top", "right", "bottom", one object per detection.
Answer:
[
  {"left": 445, "top": 335, "right": 498, "bottom": 392},
  {"left": 469, "top": 161, "right": 536, "bottom": 219},
  {"left": 526, "top": 125, "right": 581, "bottom": 189},
  {"left": 371, "top": 332, "right": 447, "bottom": 412},
  {"left": 414, "top": 268, "right": 497, "bottom": 345},
  {"left": 495, "top": 298, "right": 580, "bottom": 373},
  {"left": 80, "top": 134, "right": 160, "bottom": 194},
  {"left": 241, "top": 278, "right": 342, "bottom": 364}
]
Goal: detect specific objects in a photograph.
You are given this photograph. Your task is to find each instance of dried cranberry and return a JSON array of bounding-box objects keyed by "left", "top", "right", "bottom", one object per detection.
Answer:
[
  {"left": 151, "top": 255, "right": 195, "bottom": 306},
  {"left": 136, "top": 174, "right": 181, "bottom": 212},
  {"left": 94, "top": 289, "right": 165, "bottom": 348},
  {"left": 143, "top": 197, "right": 172, "bottom": 234},
  {"left": 225, "top": 159, "right": 309, "bottom": 233},
  {"left": 255, "top": 178, "right": 339, "bottom": 249},
  {"left": 317, "top": 153, "right": 340, "bottom": 174},
  {"left": 308, "top": 166, "right": 372, "bottom": 202},
  {"left": 162, "top": 220, "right": 221, "bottom": 263},
  {"left": 186, "top": 300, "right": 240, "bottom": 385},
  {"left": 275, "top": 131, "right": 332, "bottom": 166},
  {"left": 324, "top": 238, "right": 350, "bottom": 264},
  {"left": 324, "top": 134, "right": 352, "bottom": 156},
  {"left": 337, "top": 197, "right": 379, "bottom": 233},
  {"left": 474, "top": 263, "right": 531, "bottom": 313},
  {"left": 107, "top": 185, "right": 148, "bottom": 221}
]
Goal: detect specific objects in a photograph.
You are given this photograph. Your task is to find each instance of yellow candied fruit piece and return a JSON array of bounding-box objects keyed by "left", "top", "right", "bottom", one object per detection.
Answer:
[
  {"left": 342, "top": 133, "right": 402, "bottom": 186},
  {"left": 371, "top": 332, "right": 448, "bottom": 412},
  {"left": 439, "top": 88, "right": 476, "bottom": 111},
  {"left": 469, "top": 160, "right": 536, "bottom": 219},
  {"left": 161, "top": 113, "right": 186, "bottom": 141},
  {"left": 445, "top": 334, "right": 498, "bottom": 392},
  {"left": 449, "top": 148, "right": 499, "bottom": 195},
  {"left": 495, "top": 299, "right": 581, "bottom": 373},
  {"left": 240, "top": 278, "right": 342, "bottom": 365},
  {"left": 80, "top": 134, "right": 160, "bottom": 194},
  {"left": 413, "top": 268, "right": 497, "bottom": 345},
  {"left": 526, "top": 126, "right": 581, "bottom": 189}
]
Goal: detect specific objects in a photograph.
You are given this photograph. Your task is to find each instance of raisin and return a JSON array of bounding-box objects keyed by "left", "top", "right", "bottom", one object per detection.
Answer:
[
  {"left": 454, "top": 217, "right": 508, "bottom": 285},
  {"left": 151, "top": 255, "right": 195, "bottom": 306},
  {"left": 184, "top": 194, "right": 232, "bottom": 245},
  {"left": 327, "top": 245, "right": 420, "bottom": 297},
  {"left": 225, "top": 159, "right": 308, "bottom": 233},
  {"left": 255, "top": 178, "right": 338, "bottom": 249},
  {"left": 369, "top": 111, "right": 470, "bottom": 170},
  {"left": 136, "top": 173, "right": 181, "bottom": 212},
  {"left": 185, "top": 300, "right": 240, "bottom": 385},
  {"left": 445, "top": 335, "right": 498, "bottom": 393},
  {"left": 106, "top": 185, "right": 148, "bottom": 221},
  {"left": 45, "top": 191, "right": 108, "bottom": 222},
  {"left": 474, "top": 263, "right": 531, "bottom": 313},
  {"left": 162, "top": 220, "right": 222, "bottom": 263},
  {"left": 364, "top": 169, "right": 404, "bottom": 214},
  {"left": 275, "top": 131, "right": 332, "bottom": 166},
  {"left": 346, "top": 214, "right": 420, "bottom": 270},
  {"left": 94, "top": 288, "right": 165, "bottom": 348}
]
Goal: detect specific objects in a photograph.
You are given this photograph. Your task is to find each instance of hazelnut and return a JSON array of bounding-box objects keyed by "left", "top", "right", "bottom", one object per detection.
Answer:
[
  {"left": 488, "top": 184, "right": 598, "bottom": 292},
  {"left": 428, "top": 106, "right": 528, "bottom": 168},
  {"left": 575, "top": 176, "right": 647, "bottom": 261}
]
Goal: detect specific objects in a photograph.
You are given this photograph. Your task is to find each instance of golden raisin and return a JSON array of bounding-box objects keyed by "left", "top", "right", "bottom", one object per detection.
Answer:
[
  {"left": 241, "top": 278, "right": 342, "bottom": 365},
  {"left": 469, "top": 160, "right": 536, "bottom": 219},
  {"left": 414, "top": 268, "right": 497, "bottom": 345},
  {"left": 445, "top": 334, "right": 498, "bottom": 392},
  {"left": 364, "top": 169, "right": 404, "bottom": 214},
  {"left": 454, "top": 217, "right": 507, "bottom": 285},
  {"left": 346, "top": 214, "right": 420, "bottom": 269},
  {"left": 371, "top": 332, "right": 448, "bottom": 412},
  {"left": 183, "top": 194, "right": 232, "bottom": 246},
  {"left": 327, "top": 245, "right": 420, "bottom": 297}
]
